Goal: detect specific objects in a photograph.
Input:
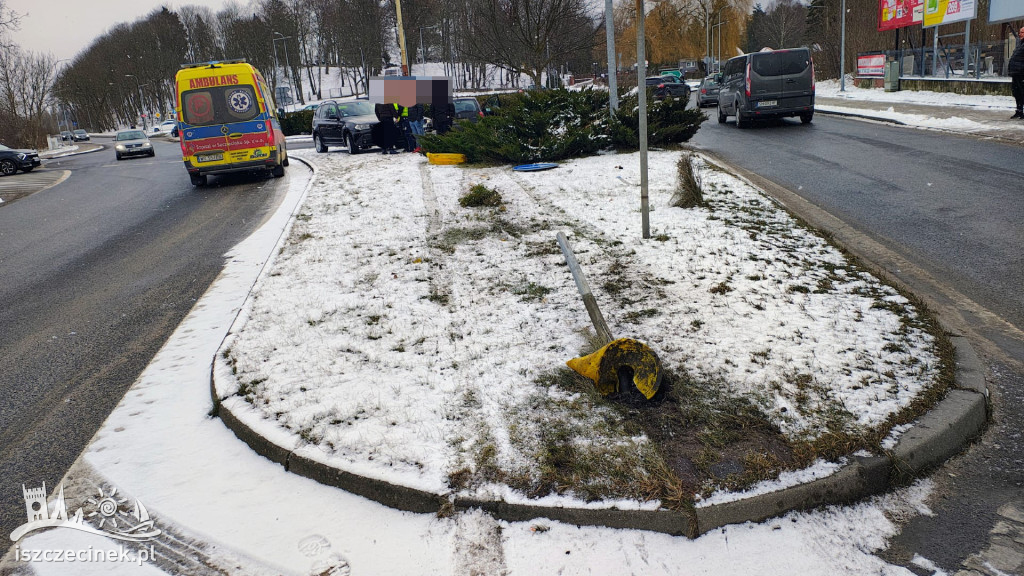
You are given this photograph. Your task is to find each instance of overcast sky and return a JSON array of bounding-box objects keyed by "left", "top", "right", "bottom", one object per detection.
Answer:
[{"left": 7, "top": 0, "right": 234, "bottom": 61}]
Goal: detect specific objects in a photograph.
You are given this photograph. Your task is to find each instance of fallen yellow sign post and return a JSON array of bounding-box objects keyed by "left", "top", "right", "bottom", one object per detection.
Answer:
[
  {"left": 566, "top": 338, "right": 663, "bottom": 399},
  {"left": 556, "top": 232, "right": 663, "bottom": 400}
]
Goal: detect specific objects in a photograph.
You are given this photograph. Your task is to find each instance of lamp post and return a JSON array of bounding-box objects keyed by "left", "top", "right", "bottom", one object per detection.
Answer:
[
  {"left": 274, "top": 32, "right": 292, "bottom": 108},
  {"left": 705, "top": 5, "right": 726, "bottom": 74},
  {"left": 711, "top": 21, "right": 727, "bottom": 73},
  {"left": 124, "top": 74, "right": 148, "bottom": 131},
  {"left": 54, "top": 59, "right": 72, "bottom": 133},
  {"left": 839, "top": 0, "right": 847, "bottom": 91},
  {"left": 605, "top": 0, "right": 618, "bottom": 113},
  {"left": 419, "top": 24, "right": 439, "bottom": 74},
  {"left": 635, "top": 0, "right": 651, "bottom": 239}
]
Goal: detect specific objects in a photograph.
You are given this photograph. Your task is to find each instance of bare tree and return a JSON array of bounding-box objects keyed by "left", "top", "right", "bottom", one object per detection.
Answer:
[
  {"left": 0, "top": 46, "right": 56, "bottom": 147},
  {"left": 462, "top": 0, "right": 600, "bottom": 87}
]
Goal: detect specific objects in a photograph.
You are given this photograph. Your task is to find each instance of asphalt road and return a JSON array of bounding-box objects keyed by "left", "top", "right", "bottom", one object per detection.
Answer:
[
  {"left": 692, "top": 111, "right": 1024, "bottom": 572},
  {"left": 0, "top": 137, "right": 293, "bottom": 541}
]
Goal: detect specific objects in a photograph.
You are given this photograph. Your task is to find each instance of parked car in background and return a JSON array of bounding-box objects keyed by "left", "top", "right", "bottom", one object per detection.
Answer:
[
  {"left": 645, "top": 76, "right": 690, "bottom": 101},
  {"left": 152, "top": 120, "right": 177, "bottom": 136},
  {"left": 299, "top": 103, "right": 319, "bottom": 112},
  {"left": 696, "top": 75, "right": 721, "bottom": 107},
  {"left": 453, "top": 97, "right": 483, "bottom": 122},
  {"left": 71, "top": 129, "right": 90, "bottom": 141},
  {"left": 717, "top": 47, "right": 815, "bottom": 127},
  {"left": 658, "top": 68, "right": 683, "bottom": 81},
  {"left": 0, "top": 143, "right": 41, "bottom": 175},
  {"left": 311, "top": 99, "right": 380, "bottom": 154},
  {"left": 60, "top": 131, "right": 73, "bottom": 142},
  {"left": 113, "top": 129, "right": 155, "bottom": 160}
]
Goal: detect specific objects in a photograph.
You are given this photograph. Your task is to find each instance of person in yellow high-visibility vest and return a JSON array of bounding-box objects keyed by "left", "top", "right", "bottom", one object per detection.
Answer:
[{"left": 396, "top": 103, "right": 415, "bottom": 152}]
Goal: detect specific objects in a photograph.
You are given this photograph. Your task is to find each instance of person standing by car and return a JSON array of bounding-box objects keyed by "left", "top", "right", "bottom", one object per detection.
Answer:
[
  {"left": 373, "top": 102, "right": 402, "bottom": 154},
  {"left": 406, "top": 103, "right": 425, "bottom": 151},
  {"left": 1010, "top": 26, "right": 1024, "bottom": 120}
]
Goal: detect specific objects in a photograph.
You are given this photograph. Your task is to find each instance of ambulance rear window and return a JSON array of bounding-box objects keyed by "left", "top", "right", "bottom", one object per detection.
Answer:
[{"left": 181, "top": 85, "right": 259, "bottom": 126}]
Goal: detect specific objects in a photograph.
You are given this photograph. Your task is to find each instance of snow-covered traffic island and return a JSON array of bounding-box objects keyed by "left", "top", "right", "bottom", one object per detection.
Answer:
[{"left": 213, "top": 147, "right": 949, "bottom": 518}]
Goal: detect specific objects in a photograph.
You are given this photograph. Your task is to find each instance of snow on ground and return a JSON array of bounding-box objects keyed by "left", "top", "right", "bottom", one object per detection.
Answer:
[
  {"left": 221, "top": 147, "right": 941, "bottom": 504},
  {"left": 1, "top": 152, "right": 949, "bottom": 575}
]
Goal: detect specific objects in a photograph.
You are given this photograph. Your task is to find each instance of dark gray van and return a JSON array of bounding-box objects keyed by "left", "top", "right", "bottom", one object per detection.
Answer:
[{"left": 717, "top": 48, "right": 815, "bottom": 127}]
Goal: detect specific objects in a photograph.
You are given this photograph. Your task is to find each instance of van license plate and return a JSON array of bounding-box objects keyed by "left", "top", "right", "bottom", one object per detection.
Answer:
[
  {"left": 197, "top": 153, "right": 223, "bottom": 163},
  {"left": 757, "top": 100, "right": 778, "bottom": 108}
]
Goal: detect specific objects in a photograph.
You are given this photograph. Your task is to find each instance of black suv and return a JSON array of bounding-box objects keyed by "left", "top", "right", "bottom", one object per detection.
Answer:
[
  {"left": 717, "top": 47, "right": 815, "bottom": 127},
  {"left": 0, "top": 144, "right": 41, "bottom": 175},
  {"left": 311, "top": 100, "right": 380, "bottom": 154}
]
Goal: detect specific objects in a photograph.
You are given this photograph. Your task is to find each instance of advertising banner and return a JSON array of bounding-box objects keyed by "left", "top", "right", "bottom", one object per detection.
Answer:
[
  {"left": 923, "top": 0, "right": 976, "bottom": 27},
  {"left": 857, "top": 53, "right": 887, "bottom": 76},
  {"left": 989, "top": 0, "right": 1024, "bottom": 24},
  {"left": 878, "top": 0, "right": 924, "bottom": 31}
]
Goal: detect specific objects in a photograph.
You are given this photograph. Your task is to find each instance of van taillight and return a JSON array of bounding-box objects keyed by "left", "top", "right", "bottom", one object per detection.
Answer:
[
  {"left": 810, "top": 59, "right": 816, "bottom": 93},
  {"left": 745, "top": 61, "right": 751, "bottom": 98}
]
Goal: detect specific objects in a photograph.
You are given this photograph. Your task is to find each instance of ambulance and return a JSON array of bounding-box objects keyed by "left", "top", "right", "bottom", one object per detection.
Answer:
[{"left": 174, "top": 60, "right": 288, "bottom": 186}]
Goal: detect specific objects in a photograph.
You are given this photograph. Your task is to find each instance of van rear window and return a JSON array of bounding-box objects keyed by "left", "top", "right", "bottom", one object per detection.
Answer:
[
  {"left": 181, "top": 85, "right": 259, "bottom": 126},
  {"left": 751, "top": 51, "right": 810, "bottom": 77}
]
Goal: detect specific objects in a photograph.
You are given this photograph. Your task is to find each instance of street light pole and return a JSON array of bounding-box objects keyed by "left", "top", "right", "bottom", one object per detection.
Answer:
[
  {"left": 840, "top": 0, "right": 847, "bottom": 91},
  {"left": 124, "top": 74, "right": 148, "bottom": 131},
  {"left": 605, "top": 0, "right": 618, "bottom": 113},
  {"left": 274, "top": 32, "right": 292, "bottom": 107},
  {"left": 635, "top": 0, "right": 650, "bottom": 239},
  {"left": 419, "top": 25, "right": 439, "bottom": 74}
]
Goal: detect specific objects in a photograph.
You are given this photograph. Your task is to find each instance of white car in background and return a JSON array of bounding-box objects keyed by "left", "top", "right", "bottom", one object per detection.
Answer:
[{"left": 152, "top": 120, "right": 177, "bottom": 136}]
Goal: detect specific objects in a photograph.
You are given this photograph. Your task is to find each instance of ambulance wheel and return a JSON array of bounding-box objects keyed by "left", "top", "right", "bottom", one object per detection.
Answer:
[
  {"left": 190, "top": 173, "right": 207, "bottom": 186},
  {"left": 272, "top": 163, "right": 285, "bottom": 178}
]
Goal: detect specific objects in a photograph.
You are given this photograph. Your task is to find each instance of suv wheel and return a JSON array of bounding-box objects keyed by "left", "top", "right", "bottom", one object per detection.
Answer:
[
  {"left": 717, "top": 105, "right": 726, "bottom": 124},
  {"left": 0, "top": 159, "right": 16, "bottom": 176},
  {"left": 800, "top": 112, "right": 813, "bottom": 124},
  {"left": 345, "top": 133, "right": 359, "bottom": 155},
  {"left": 313, "top": 133, "right": 328, "bottom": 153},
  {"left": 735, "top": 105, "right": 748, "bottom": 129}
]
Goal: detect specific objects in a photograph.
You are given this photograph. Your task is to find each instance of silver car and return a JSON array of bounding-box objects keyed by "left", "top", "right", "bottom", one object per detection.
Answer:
[
  {"left": 696, "top": 75, "right": 720, "bottom": 108},
  {"left": 113, "top": 129, "right": 155, "bottom": 160}
]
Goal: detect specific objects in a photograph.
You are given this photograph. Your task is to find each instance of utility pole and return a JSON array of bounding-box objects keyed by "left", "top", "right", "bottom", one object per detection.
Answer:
[
  {"left": 635, "top": 0, "right": 650, "bottom": 239},
  {"left": 840, "top": 0, "right": 847, "bottom": 91},
  {"left": 274, "top": 32, "right": 292, "bottom": 107},
  {"left": 605, "top": 0, "right": 618, "bottom": 113},
  {"left": 395, "top": 0, "right": 410, "bottom": 75}
]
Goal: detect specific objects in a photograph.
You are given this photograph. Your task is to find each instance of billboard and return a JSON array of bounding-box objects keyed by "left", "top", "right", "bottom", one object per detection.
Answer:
[
  {"left": 879, "top": 0, "right": 924, "bottom": 31},
  {"left": 923, "top": 0, "right": 977, "bottom": 27},
  {"left": 857, "top": 53, "right": 887, "bottom": 76},
  {"left": 989, "top": 0, "right": 1024, "bottom": 24}
]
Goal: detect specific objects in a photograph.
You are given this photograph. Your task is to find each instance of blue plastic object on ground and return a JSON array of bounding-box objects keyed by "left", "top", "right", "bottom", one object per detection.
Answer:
[{"left": 512, "top": 163, "right": 558, "bottom": 172}]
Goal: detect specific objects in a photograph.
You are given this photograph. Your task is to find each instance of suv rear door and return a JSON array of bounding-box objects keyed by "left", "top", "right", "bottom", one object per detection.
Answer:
[{"left": 748, "top": 49, "right": 813, "bottom": 110}]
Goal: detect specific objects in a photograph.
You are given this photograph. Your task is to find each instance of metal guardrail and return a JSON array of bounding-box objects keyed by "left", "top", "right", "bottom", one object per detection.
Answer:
[{"left": 862, "top": 37, "right": 1017, "bottom": 80}]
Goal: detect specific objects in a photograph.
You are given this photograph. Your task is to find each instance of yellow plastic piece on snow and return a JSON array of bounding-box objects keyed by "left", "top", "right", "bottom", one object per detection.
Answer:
[
  {"left": 566, "top": 338, "right": 662, "bottom": 399},
  {"left": 426, "top": 153, "right": 466, "bottom": 165}
]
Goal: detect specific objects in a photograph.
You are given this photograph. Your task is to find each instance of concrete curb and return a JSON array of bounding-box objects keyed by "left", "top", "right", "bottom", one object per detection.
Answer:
[
  {"left": 39, "top": 143, "right": 104, "bottom": 159},
  {"left": 210, "top": 151, "right": 990, "bottom": 538},
  {"left": 816, "top": 107, "right": 908, "bottom": 125}
]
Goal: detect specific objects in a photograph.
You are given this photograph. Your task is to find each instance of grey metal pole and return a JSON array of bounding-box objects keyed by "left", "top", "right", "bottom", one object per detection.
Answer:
[
  {"left": 272, "top": 37, "right": 280, "bottom": 90},
  {"left": 840, "top": 0, "right": 847, "bottom": 91},
  {"left": 605, "top": 0, "right": 618, "bottom": 112},
  {"left": 635, "top": 0, "right": 650, "bottom": 239},
  {"left": 964, "top": 21, "right": 970, "bottom": 76},
  {"left": 556, "top": 232, "right": 614, "bottom": 345}
]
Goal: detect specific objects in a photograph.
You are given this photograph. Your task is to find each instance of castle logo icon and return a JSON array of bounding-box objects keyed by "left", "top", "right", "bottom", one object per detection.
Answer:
[{"left": 10, "top": 482, "right": 161, "bottom": 543}]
